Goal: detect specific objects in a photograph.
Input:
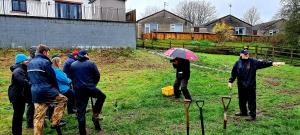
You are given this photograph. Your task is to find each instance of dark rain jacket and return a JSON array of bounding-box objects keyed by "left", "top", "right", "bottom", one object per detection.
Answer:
[
  {"left": 70, "top": 57, "right": 100, "bottom": 89},
  {"left": 173, "top": 58, "right": 190, "bottom": 80},
  {"left": 8, "top": 64, "right": 31, "bottom": 103},
  {"left": 27, "top": 54, "right": 60, "bottom": 103},
  {"left": 63, "top": 55, "right": 76, "bottom": 79},
  {"left": 229, "top": 58, "right": 273, "bottom": 89}
]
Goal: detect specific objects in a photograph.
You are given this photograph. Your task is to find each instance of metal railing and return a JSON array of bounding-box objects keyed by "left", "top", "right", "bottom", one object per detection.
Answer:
[{"left": 0, "top": 0, "right": 126, "bottom": 21}]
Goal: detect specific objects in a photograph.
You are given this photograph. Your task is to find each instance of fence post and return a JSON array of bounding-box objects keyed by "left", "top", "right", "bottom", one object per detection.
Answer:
[
  {"left": 255, "top": 46, "right": 258, "bottom": 58},
  {"left": 272, "top": 47, "right": 275, "bottom": 60},
  {"left": 264, "top": 47, "right": 268, "bottom": 59},
  {"left": 290, "top": 49, "right": 294, "bottom": 64},
  {"left": 142, "top": 40, "right": 145, "bottom": 48},
  {"left": 183, "top": 43, "right": 185, "bottom": 48},
  {"left": 151, "top": 40, "right": 154, "bottom": 49}
]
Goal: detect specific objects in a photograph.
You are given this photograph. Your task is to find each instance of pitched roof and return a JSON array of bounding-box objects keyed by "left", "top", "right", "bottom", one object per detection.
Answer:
[
  {"left": 254, "top": 18, "right": 286, "bottom": 30},
  {"left": 137, "top": 9, "right": 193, "bottom": 23},
  {"left": 204, "top": 14, "right": 252, "bottom": 27}
]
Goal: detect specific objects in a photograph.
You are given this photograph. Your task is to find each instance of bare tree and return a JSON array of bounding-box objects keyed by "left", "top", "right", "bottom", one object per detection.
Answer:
[
  {"left": 176, "top": 0, "right": 216, "bottom": 25},
  {"left": 140, "top": 6, "right": 161, "bottom": 18},
  {"left": 243, "top": 6, "right": 261, "bottom": 25},
  {"left": 278, "top": 0, "right": 300, "bottom": 18}
]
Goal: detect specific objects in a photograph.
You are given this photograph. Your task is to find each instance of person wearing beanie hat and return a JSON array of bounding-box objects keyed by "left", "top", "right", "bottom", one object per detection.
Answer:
[
  {"left": 70, "top": 50, "right": 106, "bottom": 134},
  {"left": 15, "top": 54, "right": 29, "bottom": 64},
  {"left": 8, "top": 53, "right": 30, "bottom": 135},
  {"left": 27, "top": 44, "right": 67, "bottom": 134},
  {"left": 29, "top": 46, "right": 37, "bottom": 59},
  {"left": 72, "top": 50, "right": 78, "bottom": 57},
  {"left": 63, "top": 49, "right": 79, "bottom": 79},
  {"left": 78, "top": 50, "right": 88, "bottom": 57},
  {"left": 228, "top": 49, "right": 285, "bottom": 121}
]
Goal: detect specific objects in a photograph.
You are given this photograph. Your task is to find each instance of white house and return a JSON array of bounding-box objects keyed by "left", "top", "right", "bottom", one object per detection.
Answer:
[
  {"left": 91, "top": 0, "right": 126, "bottom": 21},
  {"left": 0, "top": 0, "right": 126, "bottom": 21}
]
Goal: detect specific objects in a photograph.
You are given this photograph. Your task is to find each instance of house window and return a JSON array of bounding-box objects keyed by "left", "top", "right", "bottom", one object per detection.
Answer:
[
  {"left": 253, "top": 30, "right": 258, "bottom": 35},
  {"left": 269, "top": 30, "right": 278, "bottom": 36},
  {"left": 55, "top": 2, "right": 82, "bottom": 19},
  {"left": 170, "top": 24, "right": 183, "bottom": 32},
  {"left": 144, "top": 23, "right": 158, "bottom": 33},
  {"left": 235, "top": 27, "right": 246, "bottom": 35},
  {"left": 12, "top": 0, "right": 27, "bottom": 12},
  {"left": 269, "top": 30, "right": 274, "bottom": 36}
]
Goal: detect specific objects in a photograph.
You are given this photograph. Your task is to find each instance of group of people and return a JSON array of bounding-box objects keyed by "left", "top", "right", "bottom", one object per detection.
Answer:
[
  {"left": 8, "top": 44, "right": 284, "bottom": 135},
  {"left": 8, "top": 44, "right": 106, "bottom": 135},
  {"left": 170, "top": 48, "right": 284, "bottom": 121}
]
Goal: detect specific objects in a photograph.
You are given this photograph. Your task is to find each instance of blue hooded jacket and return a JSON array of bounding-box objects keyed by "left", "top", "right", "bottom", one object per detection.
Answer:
[
  {"left": 27, "top": 54, "right": 60, "bottom": 103},
  {"left": 53, "top": 67, "right": 72, "bottom": 94}
]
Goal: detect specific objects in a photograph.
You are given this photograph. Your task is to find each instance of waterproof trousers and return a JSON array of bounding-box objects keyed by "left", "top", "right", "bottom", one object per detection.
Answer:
[{"left": 75, "top": 87, "right": 106, "bottom": 135}]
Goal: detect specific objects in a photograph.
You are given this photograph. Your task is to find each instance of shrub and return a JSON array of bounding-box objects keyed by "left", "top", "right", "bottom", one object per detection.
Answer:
[{"left": 212, "top": 22, "right": 233, "bottom": 44}]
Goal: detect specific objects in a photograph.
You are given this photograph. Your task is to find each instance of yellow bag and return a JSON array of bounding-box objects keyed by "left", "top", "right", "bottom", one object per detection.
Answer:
[{"left": 162, "top": 86, "right": 174, "bottom": 96}]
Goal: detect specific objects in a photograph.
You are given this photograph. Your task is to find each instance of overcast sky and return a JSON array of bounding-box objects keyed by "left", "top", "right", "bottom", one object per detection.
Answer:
[{"left": 126, "top": 0, "right": 282, "bottom": 23}]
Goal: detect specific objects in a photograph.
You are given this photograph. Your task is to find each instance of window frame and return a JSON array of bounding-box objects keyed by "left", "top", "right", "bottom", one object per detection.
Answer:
[
  {"left": 12, "top": 0, "right": 27, "bottom": 12},
  {"left": 235, "top": 27, "right": 246, "bottom": 35},
  {"left": 253, "top": 30, "right": 258, "bottom": 35},
  {"left": 170, "top": 23, "right": 183, "bottom": 32},
  {"left": 144, "top": 23, "right": 158, "bottom": 33},
  {"left": 269, "top": 30, "right": 274, "bottom": 36},
  {"left": 55, "top": 2, "right": 82, "bottom": 19}
]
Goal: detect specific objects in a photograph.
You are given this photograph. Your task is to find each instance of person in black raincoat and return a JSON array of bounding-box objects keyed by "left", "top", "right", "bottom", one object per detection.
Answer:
[
  {"left": 70, "top": 50, "right": 106, "bottom": 135},
  {"left": 8, "top": 54, "right": 30, "bottom": 135},
  {"left": 171, "top": 57, "right": 192, "bottom": 101},
  {"left": 228, "top": 49, "right": 285, "bottom": 121}
]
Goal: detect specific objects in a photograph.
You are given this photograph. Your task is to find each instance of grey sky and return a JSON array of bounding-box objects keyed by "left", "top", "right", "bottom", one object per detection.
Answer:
[{"left": 126, "top": 0, "right": 282, "bottom": 23}]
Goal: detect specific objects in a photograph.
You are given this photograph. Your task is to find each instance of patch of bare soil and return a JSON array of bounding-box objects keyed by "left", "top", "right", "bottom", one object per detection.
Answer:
[
  {"left": 170, "top": 123, "right": 185, "bottom": 131},
  {"left": 263, "top": 77, "right": 281, "bottom": 86},
  {"left": 277, "top": 101, "right": 300, "bottom": 109},
  {"left": 126, "top": 62, "right": 166, "bottom": 70},
  {"left": 278, "top": 89, "right": 300, "bottom": 95}
]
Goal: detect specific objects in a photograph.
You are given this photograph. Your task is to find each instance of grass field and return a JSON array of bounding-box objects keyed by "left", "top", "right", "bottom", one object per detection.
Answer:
[{"left": 0, "top": 48, "right": 299, "bottom": 135}]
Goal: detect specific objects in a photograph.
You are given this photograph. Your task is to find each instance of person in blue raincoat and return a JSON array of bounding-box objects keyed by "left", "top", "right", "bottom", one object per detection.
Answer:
[{"left": 52, "top": 56, "right": 76, "bottom": 114}]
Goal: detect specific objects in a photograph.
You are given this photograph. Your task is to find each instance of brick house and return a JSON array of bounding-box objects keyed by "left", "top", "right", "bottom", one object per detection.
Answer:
[
  {"left": 253, "top": 19, "right": 286, "bottom": 36},
  {"left": 201, "top": 15, "right": 253, "bottom": 36},
  {"left": 137, "top": 10, "right": 193, "bottom": 38}
]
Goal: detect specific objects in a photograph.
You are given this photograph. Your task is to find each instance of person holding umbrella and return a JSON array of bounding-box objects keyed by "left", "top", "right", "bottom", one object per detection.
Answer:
[
  {"left": 164, "top": 48, "right": 198, "bottom": 101},
  {"left": 171, "top": 57, "right": 192, "bottom": 100},
  {"left": 228, "top": 49, "right": 285, "bottom": 121}
]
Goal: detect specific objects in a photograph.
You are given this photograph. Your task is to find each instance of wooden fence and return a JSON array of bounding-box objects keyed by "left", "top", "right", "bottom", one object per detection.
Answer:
[
  {"left": 137, "top": 40, "right": 300, "bottom": 66},
  {"left": 142, "top": 32, "right": 273, "bottom": 43}
]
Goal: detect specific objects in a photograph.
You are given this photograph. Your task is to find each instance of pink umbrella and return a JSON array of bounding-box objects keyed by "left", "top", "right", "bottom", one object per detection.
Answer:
[{"left": 164, "top": 48, "right": 199, "bottom": 61}]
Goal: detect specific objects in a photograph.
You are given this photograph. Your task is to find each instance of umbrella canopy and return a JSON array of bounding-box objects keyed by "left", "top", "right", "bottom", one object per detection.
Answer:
[{"left": 164, "top": 48, "right": 199, "bottom": 61}]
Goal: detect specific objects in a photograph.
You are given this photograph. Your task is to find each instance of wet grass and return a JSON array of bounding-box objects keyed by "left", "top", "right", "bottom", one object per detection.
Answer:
[{"left": 0, "top": 48, "right": 299, "bottom": 134}]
